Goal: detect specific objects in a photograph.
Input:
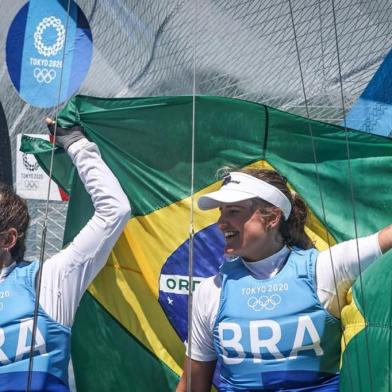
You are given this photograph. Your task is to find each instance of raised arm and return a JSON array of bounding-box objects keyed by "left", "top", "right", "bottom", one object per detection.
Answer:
[
  {"left": 39, "top": 121, "right": 131, "bottom": 326},
  {"left": 317, "top": 232, "right": 383, "bottom": 317}
]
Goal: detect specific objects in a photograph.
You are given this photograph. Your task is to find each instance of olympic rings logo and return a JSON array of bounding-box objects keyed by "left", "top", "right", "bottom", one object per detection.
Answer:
[
  {"left": 34, "top": 16, "right": 65, "bottom": 57},
  {"left": 33, "top": 68, "right": 57, "bottom": 84},
  {"left": 22, "top": 153, "right": 39, "bottom": 172},
  {"left": 247, "top": 294, "right": 282, "bottom": 311},
  {"left": 24, "top": 180, "right": 39, "bottom": 191}
]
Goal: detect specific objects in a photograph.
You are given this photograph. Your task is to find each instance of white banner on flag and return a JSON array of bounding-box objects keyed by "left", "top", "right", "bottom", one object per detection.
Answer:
[{"left": 16, "top": 134, "right": 66, "bottom": 201}]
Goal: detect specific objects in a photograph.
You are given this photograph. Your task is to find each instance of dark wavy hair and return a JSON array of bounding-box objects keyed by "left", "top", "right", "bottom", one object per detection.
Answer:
[
  {"left": 0, "top": 182, "right": 30, "bottom": 260},
  {"left": 239, "top": 168, "right": 313, "bottom": 249}
]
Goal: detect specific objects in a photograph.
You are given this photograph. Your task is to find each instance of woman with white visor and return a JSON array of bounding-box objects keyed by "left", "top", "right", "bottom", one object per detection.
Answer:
[{"left": 176, "top": 168, "right": 392, "bottom": 392}]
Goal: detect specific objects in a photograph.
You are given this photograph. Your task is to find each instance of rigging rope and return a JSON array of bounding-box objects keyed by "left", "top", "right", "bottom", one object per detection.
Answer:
[
  {"left": 26, "top": 1, "right": 72, "bottom": 391},
  {"left": 317, "top": 0, "right": 327, "bottom": 94},
  {"left": 330, "top": 1, "right": 374, "bottom": 390},
  {"left": 186, "top": 0, "right": 199, "bottom": 390},
  {"left": 287, "top": 0, "right": 355, "bottom": 390}
]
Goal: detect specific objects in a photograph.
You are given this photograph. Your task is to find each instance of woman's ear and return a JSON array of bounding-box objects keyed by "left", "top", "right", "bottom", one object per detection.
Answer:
[
  {"left": 0, "top": 228, "right": 18, "bottom": 252},
  {"left": 267, "top": 209, "right": 283, "bottom": 230}
]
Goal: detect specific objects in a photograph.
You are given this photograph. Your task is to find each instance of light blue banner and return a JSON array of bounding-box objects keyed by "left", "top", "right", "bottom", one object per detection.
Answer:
[{"left": 345, "top": 50, "right": 392, "bottom": 137}]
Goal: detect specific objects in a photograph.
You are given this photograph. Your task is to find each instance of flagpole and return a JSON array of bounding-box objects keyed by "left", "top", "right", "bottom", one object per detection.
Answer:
[
  {"left": 26, "top": 1, "right": 72, "bottom": 390},
  {"left": 186, "top": 0, "right": 199, "bottom": 390}
]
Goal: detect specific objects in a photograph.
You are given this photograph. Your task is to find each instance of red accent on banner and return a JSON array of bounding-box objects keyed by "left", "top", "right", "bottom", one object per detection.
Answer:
[{"left": 59, "top": 186, "right": 70, "bottom": 201}]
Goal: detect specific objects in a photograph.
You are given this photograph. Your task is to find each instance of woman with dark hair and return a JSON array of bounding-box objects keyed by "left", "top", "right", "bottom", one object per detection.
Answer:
[
  {"left": 0, "top": 183, "right": 30, "bottom": 262},
  {"left": 0, "top": 120, "right": 131, "bottom": 391},
  {"left": 176, "top": 168, "right": 392, "bottom": 392}
]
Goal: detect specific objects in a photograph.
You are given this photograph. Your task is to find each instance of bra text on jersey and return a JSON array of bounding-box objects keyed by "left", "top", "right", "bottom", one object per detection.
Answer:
[
  {"left": 218, "top": 315, "right": 323, "bottom": 364},
  {"left": 0, "top": 318, "right": 46, "bottom": 364}
]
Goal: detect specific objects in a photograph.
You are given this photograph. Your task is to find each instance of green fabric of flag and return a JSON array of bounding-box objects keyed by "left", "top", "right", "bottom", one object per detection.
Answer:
[
  {"left": 21, "top": 95, "right": 392, "bottom": 391},
  {"left": 340, "top": 251, "right": 392, "bottom": 391}
]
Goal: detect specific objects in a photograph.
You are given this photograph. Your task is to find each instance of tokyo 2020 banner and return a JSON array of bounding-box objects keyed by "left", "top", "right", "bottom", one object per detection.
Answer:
[{"left": 6, "top": 0, "right": 92, "bottom": 108}]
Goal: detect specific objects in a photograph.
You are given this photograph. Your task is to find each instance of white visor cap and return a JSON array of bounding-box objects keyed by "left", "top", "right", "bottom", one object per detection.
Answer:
[{"left": 198, "top": 172, "right": 292, "bottom": 220}]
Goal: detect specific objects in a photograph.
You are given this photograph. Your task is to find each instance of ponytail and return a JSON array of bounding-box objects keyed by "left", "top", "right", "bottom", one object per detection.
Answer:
[{"left": 280, "top": 192, "right": 312, "bottom": 249}]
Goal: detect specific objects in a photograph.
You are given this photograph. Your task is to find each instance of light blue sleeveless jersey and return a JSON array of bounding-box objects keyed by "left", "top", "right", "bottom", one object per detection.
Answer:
[
  {"left": 213, "top": 248, "right": 341, "bottom": 391},
  {"left": 0, "top": 261, "right": 71, "bottom": 391}
]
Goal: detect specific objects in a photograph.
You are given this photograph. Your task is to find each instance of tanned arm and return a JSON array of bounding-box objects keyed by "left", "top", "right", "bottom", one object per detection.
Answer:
[
  {"left": 176, "top": 357, "right": 216, "bottom": 392},
  {"left": 378, "top": 224, "right": 392, "bottom": 254}
]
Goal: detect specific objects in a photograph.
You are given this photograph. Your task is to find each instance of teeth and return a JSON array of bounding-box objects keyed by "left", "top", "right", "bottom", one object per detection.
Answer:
[{"left": 225, "top": 231, "right": 236, "bottom": 238}]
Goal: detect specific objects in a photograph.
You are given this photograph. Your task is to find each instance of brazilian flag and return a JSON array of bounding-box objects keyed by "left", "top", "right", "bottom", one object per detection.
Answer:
[{"left": 22, "top": 95, "right": 392, "bottom": 391}]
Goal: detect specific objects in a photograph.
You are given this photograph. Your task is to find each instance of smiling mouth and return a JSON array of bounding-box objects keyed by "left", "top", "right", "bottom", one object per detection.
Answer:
[{"left": 224, "top": 231, "right": 237, "bottom": 239}]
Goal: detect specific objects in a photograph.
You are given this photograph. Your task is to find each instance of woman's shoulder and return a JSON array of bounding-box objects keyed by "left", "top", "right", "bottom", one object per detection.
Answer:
[
  {"left": 196, "top": 273, "right": 221, "bottom": 291},
  {"left": 193, "top": 274, "right": 222, "bottom": 326},
  {"left": 194, "top": 273, "right": 222, "bottom": 303}
]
